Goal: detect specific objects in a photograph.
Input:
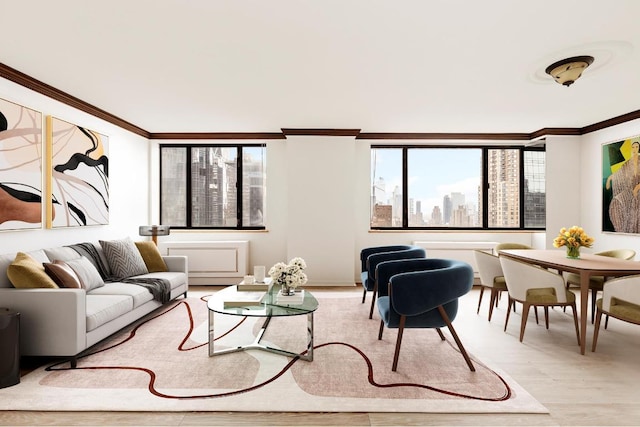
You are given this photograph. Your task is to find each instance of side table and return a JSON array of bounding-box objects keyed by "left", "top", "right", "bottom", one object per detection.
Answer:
[{"left": 0, "top": 308, "right": 20, "bottom": 388}]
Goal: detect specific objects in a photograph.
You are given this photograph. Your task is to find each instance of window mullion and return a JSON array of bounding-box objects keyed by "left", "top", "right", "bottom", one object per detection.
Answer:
[
  {"left": 402, "top": 147, "right": 409, "bottom": 228},
  {"left": 482, "top": 147, "right": 489, "bottom": 228},
  {"left": 237, "top": 146, "right": 243, "bottom": 228},
  {"left": 185, "top": 147, "right": 192, "bottom": 228},
  {"left": 519, "top": 148, "right": 525, "bottom": 229}
]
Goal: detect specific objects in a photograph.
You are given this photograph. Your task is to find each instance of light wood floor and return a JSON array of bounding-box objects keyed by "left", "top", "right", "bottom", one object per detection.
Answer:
[{"left": 2, "top": 285, "right": 640, "bottom": 426}]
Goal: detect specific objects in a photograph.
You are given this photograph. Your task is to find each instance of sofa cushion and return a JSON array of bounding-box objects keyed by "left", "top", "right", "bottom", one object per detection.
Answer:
[
  {"left": 88, "top": 282, "right": 154, "bottom": 308},
  {"left": 85, "top": 294, "right": 134, "bottom": 332},
  {"left": 44, "top": 260, "right": 82, "bottom": 288},
  {"left": 7, "top": 252, "right": 59, "bottom": 289},
  {"left": 65, "top": 256, "right": 105, "bottom": 291},
  {"left": 100, "top": 237, "right": 148, "bottom": 280},
  {"left": 134, "top": 241, "right": 168, "bottom": 273}
]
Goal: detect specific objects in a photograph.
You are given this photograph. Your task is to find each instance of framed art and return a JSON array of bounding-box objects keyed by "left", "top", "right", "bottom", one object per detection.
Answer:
[
  {"left": 0, "top": 97, "right": 44, "bottom": 231},
  {"left": 602, "top": 134, "right": 640, "bottom": 234},
  {"left": 46, "top": 116, "right": 109, "bottom": 228}
]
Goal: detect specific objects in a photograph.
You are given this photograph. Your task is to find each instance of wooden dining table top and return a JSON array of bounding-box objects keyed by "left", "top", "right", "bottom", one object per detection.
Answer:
[{"left": 498, "top": 249, "right": 640, "bottom": 276}]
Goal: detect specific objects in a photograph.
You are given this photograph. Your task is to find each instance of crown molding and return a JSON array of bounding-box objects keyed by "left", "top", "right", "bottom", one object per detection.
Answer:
[
  {"left": 0, "top": 62, "right": 149, "bottom": 138},
  {"left": 281, "top": 128, "right": 362, "bottom": 137},
  {"left": 150, "top": 132, "right": 285, "bottom": 140},
  {"left": 357, "top": 132, "right": 531, "bottom": 140},
  {"left": 581, "top": 109, "right": 640, "bottom": 135},
  {"left": 1, "top": 63, "right": 638, "bottom": 141}
]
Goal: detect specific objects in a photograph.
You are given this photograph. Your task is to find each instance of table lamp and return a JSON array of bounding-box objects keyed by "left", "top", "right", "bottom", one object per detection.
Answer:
[{"left": 138, "top": 225, "right": 170, "bottom": 246}]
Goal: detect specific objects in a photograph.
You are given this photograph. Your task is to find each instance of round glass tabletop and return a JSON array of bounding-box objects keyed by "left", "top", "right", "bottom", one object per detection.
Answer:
[{"left": 207, "top": 284, "right": 319, "bottom": 317}]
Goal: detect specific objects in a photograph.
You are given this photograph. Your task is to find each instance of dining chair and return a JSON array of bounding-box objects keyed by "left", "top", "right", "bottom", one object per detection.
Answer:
[
  {"left": 592, "top": 274, "right": 640, "bottom": 352},
  {"left": 494, "top": 242, "right": 532, "bottom": 253},
  {"left": 499, "top": 256, "right": 580, "bottom": 344},
  {"left": 359, "top": 245, "right": 426, "bottom": 318},
  {"left": 376, "top": 258, "right": 475, "bottom": 372},
  {"left": 565, "top": 249, "right": 636, "bottom": 323},
  {"left": 474, "top": 250, "right": 507, "bottom": 322}
]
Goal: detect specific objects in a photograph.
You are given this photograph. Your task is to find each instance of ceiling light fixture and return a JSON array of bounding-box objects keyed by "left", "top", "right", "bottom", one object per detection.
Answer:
[{"left": 545, "top": 55, "right": 594, "bottom": 87}]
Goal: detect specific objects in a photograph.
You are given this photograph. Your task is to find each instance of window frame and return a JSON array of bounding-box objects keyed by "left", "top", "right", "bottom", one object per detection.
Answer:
[
  {"left": 370, "top": 144, "right": 546, "bottom": 231},
  {"left": 159, "top": 143, "right": 266, "bottom": 230}
]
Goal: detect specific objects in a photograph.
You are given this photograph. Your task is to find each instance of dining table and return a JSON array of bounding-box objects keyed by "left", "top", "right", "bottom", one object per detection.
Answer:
[{"left": 498, "top": 249, "right": 640, "bottom": 354}]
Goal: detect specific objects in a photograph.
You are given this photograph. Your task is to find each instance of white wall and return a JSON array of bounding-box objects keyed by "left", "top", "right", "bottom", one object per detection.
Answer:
[
  {"left": 0, "top": 78, "right": 150, "bottom": 253},
  {"left": 11, "top": 75, "right": 638, "bottom": 286},
  {"left": 545, "top": 135, "right": 582, "bottom": 249}
]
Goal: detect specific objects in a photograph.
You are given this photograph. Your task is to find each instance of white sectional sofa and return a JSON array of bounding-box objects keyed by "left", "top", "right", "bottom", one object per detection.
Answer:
[{"left": 0, "top": 239, "right": 188, "bottom": 367}]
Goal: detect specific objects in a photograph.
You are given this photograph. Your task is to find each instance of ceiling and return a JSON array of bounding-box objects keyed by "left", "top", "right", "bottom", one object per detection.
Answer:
[{"left": 1, "top": 0, "right": 640, "bottom": 135}]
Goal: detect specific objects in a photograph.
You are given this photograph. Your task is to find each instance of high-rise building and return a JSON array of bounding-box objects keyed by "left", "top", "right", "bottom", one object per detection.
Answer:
[
  {"left": 443, "top": 195, "right": 452, "bottom": 225},
  {"left": 487, "top": 149, "right": 520, "bottom": 227}
]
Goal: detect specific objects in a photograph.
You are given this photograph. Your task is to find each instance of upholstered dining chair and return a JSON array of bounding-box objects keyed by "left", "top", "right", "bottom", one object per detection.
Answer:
[
  {"left": 592, "top": 274, "right": 640, "bottom": 352},
  {"left": 499, "top": 256, "right": 580, "bottom": 345},
  {"left": 474, "top": 250, "right": 507, "bottom": 322},
  {"left": 565, "top": 249, "right": 636, "bottom": 324},
  {"left": 359, "top": 245, "right": 426, "bottom": 319},
  {"left": 494, "top": 242, "right": 532, "bottom": 252},
  {"left": 376, "top": 258, "right": 475, "bottom": 372}
]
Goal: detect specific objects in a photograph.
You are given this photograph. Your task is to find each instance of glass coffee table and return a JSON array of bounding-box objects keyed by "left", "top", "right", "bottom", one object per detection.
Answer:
[{"left": 207, "top": 284, "right": 319, "bottom": 361}]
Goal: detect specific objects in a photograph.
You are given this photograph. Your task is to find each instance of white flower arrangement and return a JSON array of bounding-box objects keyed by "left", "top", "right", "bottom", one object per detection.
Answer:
[{"left": 268, "top": 257, "right": 308, "bottom": 289}]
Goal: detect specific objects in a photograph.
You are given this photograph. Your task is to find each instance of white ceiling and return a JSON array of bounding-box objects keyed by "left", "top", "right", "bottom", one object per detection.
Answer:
[{"left": 1, "top": 0, "right": 640, "bottom": 134}]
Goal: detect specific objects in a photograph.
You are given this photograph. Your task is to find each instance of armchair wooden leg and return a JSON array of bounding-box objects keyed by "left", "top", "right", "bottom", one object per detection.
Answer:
[
  {"left": 519, "top": 303, "right": 531, "bottom": 342},
  {"left": 592, "top": 307, "right": 603, "bottom": 352},
  {"left": 504, "top": 298, "right": 513, "bottom": 332},
  {"left": 437, "top": 306, "right": 475, "bottom": 372},
  {"left": 392, "top": 316, "right": 406, "bottom": 372},
  {"left": 534, "top": 306, "right": 539, "bottom": 325},
  {"left": 369, "top": 286, "right": 378, "bottom": 319},
  {"left": 544, "top": 306, "right": 550, "bottom": 329},
  {"left": 488, "top": 289, "right": 497, "bottom": 322},
  {"left": 378, "top": 320, "right": 385, "bottom": 340},
  {"left": 477, "top": 286, "right": 485, "bottom": 314},
  {"left": 362, "top": 287, "right": 367, "bottom": 304},
  {"left": 435, "top": 328, "right": 446, "bottom": 340}
]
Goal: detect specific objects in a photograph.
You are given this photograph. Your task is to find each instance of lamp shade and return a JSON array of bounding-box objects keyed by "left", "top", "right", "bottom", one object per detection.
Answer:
[
  {"left": 545, "top": 55, "right": 594, "bottom": 87},
  {"left": 138, "top": 225, "right": 170, "bottom": 237}
]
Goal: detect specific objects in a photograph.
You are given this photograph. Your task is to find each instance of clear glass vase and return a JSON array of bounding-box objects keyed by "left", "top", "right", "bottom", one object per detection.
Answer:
[
  {"left": 280, "top": 284, "right": 295, "bottom": 296},
  {"left": 566, "top": 245, "right": 581, "bottom": 259}
]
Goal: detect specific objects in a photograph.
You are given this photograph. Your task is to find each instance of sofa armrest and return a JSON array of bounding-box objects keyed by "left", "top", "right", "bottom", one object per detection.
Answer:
[
  {"left": 0, "top": 288, "right": 86, "bottom": 357},
  {"left": 163, "top": 255, "right": 188, "bottom": 274}
]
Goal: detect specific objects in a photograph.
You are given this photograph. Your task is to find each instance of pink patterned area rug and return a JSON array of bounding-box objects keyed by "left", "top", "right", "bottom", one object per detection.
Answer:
[{"left": 0, "top": 291, "right": 547, "bottom": 413}]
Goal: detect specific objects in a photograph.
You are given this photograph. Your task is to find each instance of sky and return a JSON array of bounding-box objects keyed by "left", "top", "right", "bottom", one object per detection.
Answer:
[{"left": 372, "top": 148, "right": 481, "bottom": 215}]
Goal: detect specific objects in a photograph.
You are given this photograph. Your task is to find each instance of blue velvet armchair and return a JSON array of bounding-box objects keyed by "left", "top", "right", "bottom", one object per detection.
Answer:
[
  {"left": 359, "top": 245, "right": 426, "bottom": 319},
  {"left": 376, "top": 258, "right": 475, "bottom": 372}
]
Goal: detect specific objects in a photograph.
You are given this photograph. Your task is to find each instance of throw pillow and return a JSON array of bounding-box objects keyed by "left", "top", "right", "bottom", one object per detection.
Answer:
[
  {"left": 134, "top": 241, "right": 168, "bottom": 273},
  {"left": 7, "top": 252, "right": 59, "bottom": 289},
  {"left": 44, "top": 260, "right": 82, "bottom": 289},
  {"left": 65, "top": 256, "right": 105, "bottom": 291},
  {"left": 100, "top": 237, "right": 149, "bottom": 280}
]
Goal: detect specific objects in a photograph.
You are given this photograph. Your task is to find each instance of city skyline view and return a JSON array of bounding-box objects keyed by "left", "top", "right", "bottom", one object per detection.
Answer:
[
  {"left": 371, "top": 147, "right": 546, "bottom": 228},
  {"left": 372, "top": 148, "right": 482, "bottom": 225}
]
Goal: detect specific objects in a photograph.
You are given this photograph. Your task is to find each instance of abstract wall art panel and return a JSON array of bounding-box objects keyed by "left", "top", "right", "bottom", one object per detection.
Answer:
[
  {"left": 46, "top": 116, "right": 109, "bottom": 228},
  {"left": 0, "top": 97, "right": 44, "bottom": 231},
  {"left": 602, "top": 134, "right": 640, "bottom": 234}
]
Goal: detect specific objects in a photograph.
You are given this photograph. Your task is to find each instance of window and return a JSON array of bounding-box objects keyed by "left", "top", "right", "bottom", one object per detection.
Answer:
[
  {"left": 160, "top": 144, "right": 266, "bottom": 229},
  {"left": 370, "top": 146, "right": 545, "bottom": 230}
]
